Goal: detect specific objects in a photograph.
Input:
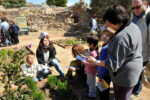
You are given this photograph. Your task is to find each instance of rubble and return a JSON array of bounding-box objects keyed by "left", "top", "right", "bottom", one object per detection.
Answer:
[{"left": 0, "top": 1, "right": 91, "bottom": 33}]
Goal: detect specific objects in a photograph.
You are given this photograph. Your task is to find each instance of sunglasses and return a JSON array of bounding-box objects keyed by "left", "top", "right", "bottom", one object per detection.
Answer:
[{"left": 132, "top": 4, "right": 143, "bottom": 10}]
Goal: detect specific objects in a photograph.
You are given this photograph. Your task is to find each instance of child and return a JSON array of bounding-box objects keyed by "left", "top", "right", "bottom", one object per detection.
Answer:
[
  {"left": 66, "top": 44, "right": 87, "bottom": 81},
  {"left": 80, "top": 36, "right": 99, "bottom": 99},
  {"left": 22, "top": 53, "right": 51, "bottom": 82},
  {"left": 97, "top": 27, "right": 115, "bottom": 100}
]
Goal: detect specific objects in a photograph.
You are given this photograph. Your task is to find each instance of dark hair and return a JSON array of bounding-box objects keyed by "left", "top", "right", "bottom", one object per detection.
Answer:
[
  {"left": 103, "top": 5, "right": 130, "bottom": 25},
  {"left": 87, "top": 36, "right": 98, "bottom": 47},
  {"left": 38, "top": 37, "right": 53, "bottom": 52},
  {"left": 9, "top": 20, "right": 15, "bottom": 24},
  {"left": 1, "top": 17, "right": 7, "bottom": 22}
]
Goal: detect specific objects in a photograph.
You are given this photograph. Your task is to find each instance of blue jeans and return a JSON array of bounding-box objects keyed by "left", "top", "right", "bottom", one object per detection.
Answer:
[
  {"left": 33, "top": 77, "right": 39, "bottom": 82},
  {"left": 86, "top": 74, "right": 96, "bottom": 98},
  {"left": 51, "top": 59, "right": 64, "bottom": 77},
  {"left": 38, "top": 67, "right": 51, "bottom": 80}
]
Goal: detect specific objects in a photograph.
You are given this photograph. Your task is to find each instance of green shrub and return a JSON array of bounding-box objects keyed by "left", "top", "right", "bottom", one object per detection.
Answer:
[
  {"left": 32, "top": 91, "right": 45, "bottom": 100},
  {"left": 25, "top": 77, "right": 37, "bottom": 93},
  {"left": 0, "top": 48, "right": 30, "bottom": 100},
  {"left": 47, "top": 76, "right": 57, "bottom": 89},
  {"left": 64, "top": 39, "right": 79, "bottom": 46},
  {"left": 57, "top": 79, "right": 68, "bottom": 96}
]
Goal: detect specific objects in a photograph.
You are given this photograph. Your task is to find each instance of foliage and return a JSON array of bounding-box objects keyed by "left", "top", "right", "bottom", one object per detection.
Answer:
[
  {"left": 25, "top": 77, "right": 37, "bottom": 93},
  {"left": 25, "top": 77, "right": 45, "bottom": 100},
  {"left": 0, "top": 48, "right": 29, "bottom": 100},
  {"left": 47, "top": 75, "right": 57, "bottom": 89},
  {"left": 47, "top": 75, "right": 68, "bottom": 96},
  {"left": 64, "top": 39, "right": 79, "bottom": 46},
  {"left": 90, "top": 0, "right": 132, "bottom": 17},
  {"left": 57, "top": 79, "right": 68, "bottom": 96},
  {"left": 0, "top": 48, "right": 45, "bottom": 100},
  {"left": 31, "top": 91, "right": 45, "bottom": 100},
  {"left": 0, "top": 0, "right": 26, "bottom": 8},
  {"left": 46, "top": 0, "right": 67, "bottom": 7}
]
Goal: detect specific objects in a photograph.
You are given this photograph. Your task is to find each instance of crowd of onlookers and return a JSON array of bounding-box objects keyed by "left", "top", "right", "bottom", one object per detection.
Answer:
[{"left": 0, "top": 17, "right": 19, "bottom": 47}]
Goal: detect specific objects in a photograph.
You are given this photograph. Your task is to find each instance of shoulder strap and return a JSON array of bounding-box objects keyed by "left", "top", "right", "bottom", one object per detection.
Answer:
[{"left": 146, "top": 12, "right": 150, "bottom": 26}]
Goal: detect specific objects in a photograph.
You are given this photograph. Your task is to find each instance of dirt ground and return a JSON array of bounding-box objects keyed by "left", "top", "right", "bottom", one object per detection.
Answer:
[{"left": 1, "top": 30, "right": 150, "bottom": 100}]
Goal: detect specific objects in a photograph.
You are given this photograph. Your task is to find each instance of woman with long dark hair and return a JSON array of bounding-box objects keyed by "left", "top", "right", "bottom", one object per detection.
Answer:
[{"left": 36, "top": 36, "right": 64, "bottom": 78}]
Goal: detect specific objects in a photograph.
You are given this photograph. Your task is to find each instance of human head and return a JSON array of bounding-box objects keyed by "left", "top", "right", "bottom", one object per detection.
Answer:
[
  {"left": 9, "top": 20, "right": 15, "bottom": 24},
  {"left": 103, "top": 5, "right": 130, "bottom": 31},
  {"left": 86, "top": 36, "right": 98, "bottom": 49},
  {"left": 132, "top": 0, "right": 148, "bottom": 16},
  {"left": 26, "top": 53, "right": 35, "bottom": 65},
  {"left": 72, "top": 44, "right": 85, "bottom": 58},
  {"left": 39, "top": 37, "right": 52, "bottom": 47},
  {"left": 39, "top": 37, "right": 53, "bottom": 52},
  {"left": 101, "top": 27, "right": 116, "bottom": 44},
  {"left": 1, "top": 17, "right": 7, "bottom": 22}
]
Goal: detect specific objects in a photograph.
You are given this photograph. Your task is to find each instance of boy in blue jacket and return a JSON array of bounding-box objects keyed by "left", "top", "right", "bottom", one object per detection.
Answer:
[{"left": 97, "top": 27, "right": 115, "bottom": 100}]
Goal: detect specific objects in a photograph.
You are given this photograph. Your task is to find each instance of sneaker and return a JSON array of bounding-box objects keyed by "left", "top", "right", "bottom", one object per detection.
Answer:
[{"left": 130, "top": 94, "right": 138, "bottom": 99}]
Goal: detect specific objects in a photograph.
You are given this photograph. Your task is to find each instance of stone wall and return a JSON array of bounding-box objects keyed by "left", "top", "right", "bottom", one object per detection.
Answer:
[{"left": 0, "top": 2, "right": 91, "bottom": 32}]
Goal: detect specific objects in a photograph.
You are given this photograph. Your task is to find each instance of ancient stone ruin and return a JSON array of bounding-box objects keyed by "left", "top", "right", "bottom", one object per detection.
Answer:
[{"left": 0, "top": 1, "right": 91, "bottom": 33}]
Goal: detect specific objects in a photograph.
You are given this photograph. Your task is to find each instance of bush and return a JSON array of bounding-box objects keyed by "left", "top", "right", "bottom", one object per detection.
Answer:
[
  {"left": 57, "top": 79, "right": 68, "bottom": 96},
  {"left": 25, "top": 77, "right": 38, "bottom": 93},
  {"left": 0, "top": 0, "right": 26, "bottom": 8},
  {"left": 32, "top": 91, "right": 45, "bottom": 100},
  {"left": 64, "top": 39, "right": 79, "bottom": 46},
  {"left": 0, "top": 48, "right": 30, "bottom": 100},
  {"left": 25, "top": 77, "right": 45, "bottom": 100},
  {"left": 47, "top": 75, "right": 57, "bottom": 89},
  {"left": 46, "top": 0, "right": 67, "bottom": 7}
]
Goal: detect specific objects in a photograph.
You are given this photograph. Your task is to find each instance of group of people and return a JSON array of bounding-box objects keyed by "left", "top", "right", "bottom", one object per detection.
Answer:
[
  {"left": 68, "top": 0, "right": 150, "bottom": 100},
  {"left": 22, "top": 32, "right": 65, "bottom": 82},
  {"left": 90, "top": 14, "right": 106, "bottom": 36},
  {"left": 13, "top": 0, "right": 150, "bottom": 100},
  {"left": 0, "top": 17, "right": 19, "bottom": 47}
]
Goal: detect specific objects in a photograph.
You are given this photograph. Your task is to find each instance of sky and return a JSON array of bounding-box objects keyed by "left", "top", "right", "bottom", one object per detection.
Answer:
[{"left": 26, "top": 0, "right": 91, "bottom": 6}]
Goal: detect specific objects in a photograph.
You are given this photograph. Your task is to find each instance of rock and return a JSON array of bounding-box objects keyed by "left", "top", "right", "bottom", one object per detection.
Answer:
[{"left": 28, "top": 26, "right": 39, "bottom": 32}]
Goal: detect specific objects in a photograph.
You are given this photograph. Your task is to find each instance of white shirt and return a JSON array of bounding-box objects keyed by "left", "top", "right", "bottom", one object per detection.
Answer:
[{"left": 91, "top": 18, "right": 98, "bottom": 30}]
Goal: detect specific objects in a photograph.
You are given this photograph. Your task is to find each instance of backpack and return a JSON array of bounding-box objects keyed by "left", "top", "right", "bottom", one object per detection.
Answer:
[{"left": 146, "top": 12, "right": 150, "bottom": 26}]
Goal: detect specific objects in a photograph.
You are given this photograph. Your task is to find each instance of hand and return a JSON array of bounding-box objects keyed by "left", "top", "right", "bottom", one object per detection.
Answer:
[
  {"left": 99, "top": 79, "right": 103, "bottom": 84},
  {"left": 31, "top": 74, "right": 36, "bottom": 77},
  {"left": 49, "top": 67, "right": 53, "bottom": 72},
  {"left": 87, "top": 56, "right": 96, "bottom": 65},
  {"left": 69, "top": 67, "right": 76, "bottom": 72},
  {"left": 81, "top": 60, "right": 86, "bottom": 64},
  {"left": 45, "top": 63, "right": 48, "bottom": 67}
]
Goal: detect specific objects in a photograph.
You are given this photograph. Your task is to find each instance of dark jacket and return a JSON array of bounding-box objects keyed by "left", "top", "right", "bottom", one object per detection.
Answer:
[
  {"left": 36, "top": 46, "right": 56, "bottom": 66},
  {"left": 10, "top": 24, "right": 19, "bottom": 34}
]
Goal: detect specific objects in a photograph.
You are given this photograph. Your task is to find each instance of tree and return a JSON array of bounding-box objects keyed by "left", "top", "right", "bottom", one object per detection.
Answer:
[
  {"left": 90, "top": 0, "right": 150, "bottom": 18},
  {"left": 46, "top": 0, "right": 67, "bottom": 7},
  {"left": 0, "top": 0, "right": 26, "bottom": 8}
]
